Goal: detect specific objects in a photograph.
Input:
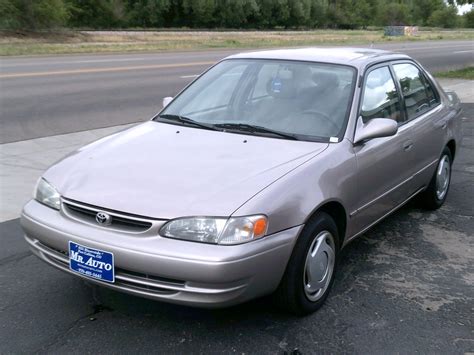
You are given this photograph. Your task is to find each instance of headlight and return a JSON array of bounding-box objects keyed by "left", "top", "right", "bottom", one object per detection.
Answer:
[
  {"left": 160, "top": 215, "right": 268, "bottom": 245},
  {"left": 35, "top": 178, "right": 60, "bottom": 210}
]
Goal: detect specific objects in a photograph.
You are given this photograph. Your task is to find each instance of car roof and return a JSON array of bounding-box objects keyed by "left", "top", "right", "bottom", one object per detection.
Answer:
[{"left": 225, "top": 47, "right": 411, "bottom": 70}]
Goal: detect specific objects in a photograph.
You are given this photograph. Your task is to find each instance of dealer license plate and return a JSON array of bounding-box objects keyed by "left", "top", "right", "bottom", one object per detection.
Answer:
[{"left": 69, "top": 241, "right": 115, "bottom": 283}]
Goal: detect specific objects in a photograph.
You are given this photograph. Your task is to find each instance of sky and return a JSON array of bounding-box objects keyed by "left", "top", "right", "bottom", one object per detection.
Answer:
[{"left": 457, "top": 3, "right": 472, "bottom": 14}]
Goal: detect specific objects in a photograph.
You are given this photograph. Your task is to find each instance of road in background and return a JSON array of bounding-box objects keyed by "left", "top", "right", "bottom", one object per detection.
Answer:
[{"left": 1, "top": 40, "right": 473, "bottom": 143}]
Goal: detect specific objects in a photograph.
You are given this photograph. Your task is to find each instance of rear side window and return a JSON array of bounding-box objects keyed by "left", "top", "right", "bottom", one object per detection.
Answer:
[
  {"left": 392, "top": 63, "right": 439, "bottom": 120},
  {"left": 361, "top": 66, "right": 402, "bottom": 123}
]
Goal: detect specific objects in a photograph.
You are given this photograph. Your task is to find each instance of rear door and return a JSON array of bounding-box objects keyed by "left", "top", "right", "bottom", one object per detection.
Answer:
[
  {"left": 391, "top": 61, "right": 446, "bottom": 190},
  {"left": 351, "top": 64, "right": 416, "bottom": 233}
]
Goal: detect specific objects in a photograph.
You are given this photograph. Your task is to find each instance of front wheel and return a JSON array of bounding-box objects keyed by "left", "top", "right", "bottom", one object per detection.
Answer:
[
  {"left": 274, "top": 212, "right": 339, "bottom": 315},
  {"left": 418, "top": 147, "right": 452, "bottom": 210}
]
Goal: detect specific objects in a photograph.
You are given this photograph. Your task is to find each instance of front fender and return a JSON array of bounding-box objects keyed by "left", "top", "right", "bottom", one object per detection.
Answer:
[{"left": 232, "top": 140, "right": 358, "bottom": 237}]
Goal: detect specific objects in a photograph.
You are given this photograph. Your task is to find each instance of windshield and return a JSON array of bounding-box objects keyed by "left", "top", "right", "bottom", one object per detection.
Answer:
[{"left": 156, "top": 59, "right": 356, "bottom": 142}]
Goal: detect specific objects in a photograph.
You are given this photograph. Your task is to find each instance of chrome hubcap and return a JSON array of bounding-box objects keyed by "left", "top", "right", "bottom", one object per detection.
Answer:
[
  {"left": 436, "top": 155, "right": 450, "bottom": 200},
  {"left": 303, "top": 231, "right": 335, "bottom": 302}
]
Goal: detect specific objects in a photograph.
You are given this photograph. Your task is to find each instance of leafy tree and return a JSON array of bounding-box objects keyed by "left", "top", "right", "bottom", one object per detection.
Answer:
[
  {"left": 341, "top": 0, "right": 373, "bottom": 28},
  {"left": 447, "top": 0, "right": 473, "bottom": 4},
  {"left": 182, "top": 0, "right": 216, "bottom": 27},
  {"left": 257, "top": 0, "right": 289, "bottom": 28},
  {"left": 214, "top": 0, "right": 260, "bottom": 28},
  {"left": 1, "top": 0, "right": 471, "bottom": 30},
  {"left": 377, "top": 1, "right": 412, "bottom": 26},
  {"left": 271, "top": 0, "right": 291, "bottom": 27},
  {"left": 463, "top": 9, "right": 474, "bottom": 28},
  {"left": 128, "top": 0, "right": 171, "bottom": 27},
  {"left": 411, "top": 0, "right": 445, "bottom": 26},
  {"left": 308, "top": 0, "right": 326, "bottom": 28},
  {"left": 0, "top": 0, "right": 21, "bottom": 29},
  {"left": 288, "top": 0, "right": 311, "bottom": 28},
  {"left": 69, "top": 0, "right": 127, "bottom": 28},
  {"left": 428, "top": 5, "right": 459, "bottom": 28},
  {"left": 1, "top": 0, "right": 70, "bottom": 29}
]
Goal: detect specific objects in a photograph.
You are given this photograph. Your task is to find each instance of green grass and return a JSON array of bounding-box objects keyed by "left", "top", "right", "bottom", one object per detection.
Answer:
[
  {"left": 1, "top": 29, "right": 473, "bottom": 56},
  {"left": 435, "top": 67, "right": 474, "bottom": 80}
]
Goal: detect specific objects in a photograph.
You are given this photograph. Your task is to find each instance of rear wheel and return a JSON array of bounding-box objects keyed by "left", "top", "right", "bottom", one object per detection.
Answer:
[
  {"left": 274, "top": 212, "right": 339, "bottom": 315},
  {"left": 419, "top": 147, "right": 452, "bottom": 210}
]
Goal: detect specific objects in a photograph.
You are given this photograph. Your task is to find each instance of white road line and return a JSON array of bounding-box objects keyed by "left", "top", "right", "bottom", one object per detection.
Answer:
[
  {"left": 453, "top": 50, "right": 474, "bottom": 54},
  {"left": 390, "top": 44, "right": 473, "bottom": 52},
  {"left": 70, "top": 58, "right": 149, "bottom": 64},
  {"left": 180, "top": 74, "right": 199, "bottom": 78}
]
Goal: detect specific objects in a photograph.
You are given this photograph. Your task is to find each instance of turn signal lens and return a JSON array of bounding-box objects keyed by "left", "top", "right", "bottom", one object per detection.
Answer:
[
  {"left": 218, "top": 215, "right": 268, "bottom": 245},
  {"left": 253, "top": 218, "right": 267, "bottom": 238}
]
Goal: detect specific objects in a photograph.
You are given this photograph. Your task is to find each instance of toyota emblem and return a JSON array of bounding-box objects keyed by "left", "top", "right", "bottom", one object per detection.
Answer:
[{"left": 96, "top": 211, "right": 112, "bottom": 226}]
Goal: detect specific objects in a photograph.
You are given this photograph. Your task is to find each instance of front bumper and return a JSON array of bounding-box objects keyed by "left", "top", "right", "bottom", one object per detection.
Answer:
[{"left": 21, "top": 200, "right": 301, "bottom": 308}]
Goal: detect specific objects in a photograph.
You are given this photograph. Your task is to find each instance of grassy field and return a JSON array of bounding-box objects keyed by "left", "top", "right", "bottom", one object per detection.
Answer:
[
  {"left": 435, "top": 66, "right": 474, "bottom": 80},
  {"left": 1, "top": 29, "right": 473, "bottom": 56}
]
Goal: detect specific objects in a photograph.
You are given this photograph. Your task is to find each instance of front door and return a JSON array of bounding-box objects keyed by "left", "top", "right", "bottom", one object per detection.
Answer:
[{"left": 351, "top": 65, "right": 415, "bottom": 234}]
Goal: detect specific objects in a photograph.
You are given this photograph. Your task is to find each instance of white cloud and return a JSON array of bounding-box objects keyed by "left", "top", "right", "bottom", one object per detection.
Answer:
[{"left": 457, "top": 4, "right": 472, "bottom": 15}]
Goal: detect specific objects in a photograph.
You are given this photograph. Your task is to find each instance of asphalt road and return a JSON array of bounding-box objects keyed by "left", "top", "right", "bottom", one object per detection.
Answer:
[
  {"left": 0, "top": 104, "right": 472, "bottom": 353},
  {"left": 1, "top": 40, "right": 473, "bottom": 144}
]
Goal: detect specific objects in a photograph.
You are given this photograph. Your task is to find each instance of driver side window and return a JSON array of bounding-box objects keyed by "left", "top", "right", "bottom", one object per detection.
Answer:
[{"left": 361, "top": 66, "right": 402, "bottom": 124}]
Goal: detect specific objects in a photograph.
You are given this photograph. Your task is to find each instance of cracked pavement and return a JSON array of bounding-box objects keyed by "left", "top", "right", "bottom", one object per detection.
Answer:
[{"left": 0, "top": 104, "right": 473, "bottom": 353}]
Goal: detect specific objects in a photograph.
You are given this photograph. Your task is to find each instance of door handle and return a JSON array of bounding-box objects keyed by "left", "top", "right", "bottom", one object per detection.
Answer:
[
  {"left": 436, "top": 118, "right": 449, "bottom": 129},
  {"left": 403, "top": 141, "right": 413, "bottom": 151}
]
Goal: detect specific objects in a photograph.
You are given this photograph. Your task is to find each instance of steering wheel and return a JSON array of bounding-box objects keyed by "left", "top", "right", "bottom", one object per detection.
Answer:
[{"left": 299, "top": 109, "right": 339, "bottom": 134}]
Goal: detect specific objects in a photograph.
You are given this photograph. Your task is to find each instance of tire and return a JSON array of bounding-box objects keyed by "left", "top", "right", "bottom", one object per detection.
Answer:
[
  {"left": 418, "top": 147, "right": 452, "bottom": 210},
  {"left": 274, "top": 212, "right": 340, "bottom": 315}
]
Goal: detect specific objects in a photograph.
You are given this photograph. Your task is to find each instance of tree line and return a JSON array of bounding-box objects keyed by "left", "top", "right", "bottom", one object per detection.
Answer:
[{"left": 1, "top": 0, "right": 473, "bottom": 30}]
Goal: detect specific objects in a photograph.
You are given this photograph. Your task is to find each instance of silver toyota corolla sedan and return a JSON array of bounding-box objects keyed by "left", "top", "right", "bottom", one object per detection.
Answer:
[{"left": 21, "top": 48, "right": 462, "bottom": 315}]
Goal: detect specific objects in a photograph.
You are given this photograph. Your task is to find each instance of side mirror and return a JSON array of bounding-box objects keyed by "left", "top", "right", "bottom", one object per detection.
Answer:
[
  {"left": 162, "top": 96, "right": 173, "bottom": 108},
  {"left": 444, "top": 90, "right": 460, "bottom": 105},
  {"left": 354, "top": 117, "right": 398, "bottom": 144}
]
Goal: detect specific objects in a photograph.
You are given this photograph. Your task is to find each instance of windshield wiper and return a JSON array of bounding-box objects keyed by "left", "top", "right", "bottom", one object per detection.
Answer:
[
  {"left": 158, "top": 114, "right": 221, "bottom": 131},
  {"left": 214, "top": 123, "right": 299, "bottom": 140}
]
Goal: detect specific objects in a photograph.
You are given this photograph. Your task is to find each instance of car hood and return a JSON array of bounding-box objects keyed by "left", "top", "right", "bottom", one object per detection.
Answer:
[{"left": 44, "top": 122, "right": 328, "bottom": 218}]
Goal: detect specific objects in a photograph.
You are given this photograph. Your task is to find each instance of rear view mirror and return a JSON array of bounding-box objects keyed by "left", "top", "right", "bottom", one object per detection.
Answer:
[
  {"left": 162, "top": 97, "right": 173, "bottom": 108},
  {"left": 354, "top": 117, "right": 398, "bottom": 144}
]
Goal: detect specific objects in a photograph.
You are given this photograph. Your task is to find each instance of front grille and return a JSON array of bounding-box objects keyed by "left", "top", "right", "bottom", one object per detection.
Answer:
[{"left": 62, "top": 199, "right": 154, "bottom": 233}]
